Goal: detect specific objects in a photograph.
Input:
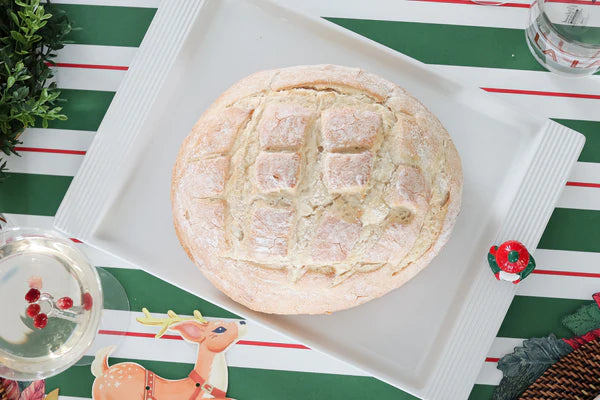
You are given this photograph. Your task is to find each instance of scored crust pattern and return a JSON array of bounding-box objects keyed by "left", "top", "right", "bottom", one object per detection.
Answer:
[{"left": 172, "top": 65, "right": 462, "bottom": 314}]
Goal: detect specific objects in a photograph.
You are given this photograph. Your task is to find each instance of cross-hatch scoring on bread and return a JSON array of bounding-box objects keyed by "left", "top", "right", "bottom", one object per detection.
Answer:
[{"left": 172, "top": 65, "right": 463, "bottom": 314}]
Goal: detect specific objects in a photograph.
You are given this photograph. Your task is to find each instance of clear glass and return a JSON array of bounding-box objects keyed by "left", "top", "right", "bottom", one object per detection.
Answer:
[
  {"left": 526, "top": 0, "right": 600, "bottom": 77},
  {"left": 0, "top": 227, "right": 103, "bottom": 380}
]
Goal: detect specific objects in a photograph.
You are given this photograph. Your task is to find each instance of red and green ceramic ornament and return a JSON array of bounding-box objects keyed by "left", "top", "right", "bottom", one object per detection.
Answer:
[{"left": 488, "top": 240, "right": 535, "bottom": 284}]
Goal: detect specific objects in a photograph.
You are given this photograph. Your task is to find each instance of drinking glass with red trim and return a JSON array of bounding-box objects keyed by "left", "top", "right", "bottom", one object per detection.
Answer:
[
  {"left": 526, "top": 0, "right": 600, "bottom": 76},
  {"left": 0, "top": 215, "right": 129, "bottom": 380},
  {"left": 471, "top": 0, "right": 509, "bottom": 6}
]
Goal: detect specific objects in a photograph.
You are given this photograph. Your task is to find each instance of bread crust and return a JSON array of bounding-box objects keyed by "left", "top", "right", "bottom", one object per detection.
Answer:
[{"left": 172, "top": 65, "right": 463, "bottom": 314}]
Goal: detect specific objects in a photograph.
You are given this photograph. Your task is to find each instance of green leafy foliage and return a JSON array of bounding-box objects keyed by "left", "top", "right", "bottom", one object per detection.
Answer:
[
  {"left": 0, "top": 0, "right": 71, "bottom": 181},
  {"left": 562, "top": 301, "right": 600, "bottom": 336},
  {"left": 492, "top": 334, "right": 572, "bottom": 400}
]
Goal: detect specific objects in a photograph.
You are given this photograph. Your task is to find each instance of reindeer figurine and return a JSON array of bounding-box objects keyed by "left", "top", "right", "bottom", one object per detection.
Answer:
[{"left": 91, "top": 308, "right": 246, "bottom": 400}]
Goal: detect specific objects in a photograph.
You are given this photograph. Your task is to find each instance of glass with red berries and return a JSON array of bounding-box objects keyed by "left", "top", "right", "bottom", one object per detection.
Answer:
[{"left": 0, "top": 227, "right": 103, "bottom": 380}]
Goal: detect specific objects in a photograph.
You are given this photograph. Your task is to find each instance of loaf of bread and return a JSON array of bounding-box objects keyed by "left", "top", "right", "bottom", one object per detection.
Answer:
[{"left": 172, "top": 65, "right": 462, "bottom": 314}]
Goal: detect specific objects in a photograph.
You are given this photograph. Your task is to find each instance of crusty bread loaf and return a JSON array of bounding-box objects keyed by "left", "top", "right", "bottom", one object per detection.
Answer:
[{"left": 172, "top": 65, "right": 462, "bottom": 314}]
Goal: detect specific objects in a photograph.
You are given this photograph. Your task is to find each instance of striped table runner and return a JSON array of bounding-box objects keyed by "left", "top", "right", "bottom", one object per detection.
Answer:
[{"left": 1, "top": 1, "right": 599, "bottom": 399}]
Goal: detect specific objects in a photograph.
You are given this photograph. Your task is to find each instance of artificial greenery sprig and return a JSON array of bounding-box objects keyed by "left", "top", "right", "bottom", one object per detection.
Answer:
[{"left": 0, "top": 0, "right": 72, "bottom": 181}]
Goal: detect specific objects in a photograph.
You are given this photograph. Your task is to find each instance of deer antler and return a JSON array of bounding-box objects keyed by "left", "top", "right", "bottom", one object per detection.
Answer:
[{"left": 136, "top": 308, "right": 208, "bottom": 338}]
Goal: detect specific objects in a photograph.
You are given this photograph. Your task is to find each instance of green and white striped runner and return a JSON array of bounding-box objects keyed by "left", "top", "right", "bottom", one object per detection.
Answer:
[{"left": 1, "top": 1, "right": 599, "bottom": 398}]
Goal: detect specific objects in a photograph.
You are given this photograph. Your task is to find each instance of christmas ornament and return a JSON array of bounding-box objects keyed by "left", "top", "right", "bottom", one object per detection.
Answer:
[{"left": 488, "top": 240, "right": 536, "bottom": 283}]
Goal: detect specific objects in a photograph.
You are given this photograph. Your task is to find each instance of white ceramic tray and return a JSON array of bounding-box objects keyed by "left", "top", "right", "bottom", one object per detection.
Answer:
[{"left": 54, "top": 1, "right": 585, "bottom": 398}]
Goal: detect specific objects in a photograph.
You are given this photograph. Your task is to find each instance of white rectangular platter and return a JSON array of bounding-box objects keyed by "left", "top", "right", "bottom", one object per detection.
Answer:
[{"left": 54, "top": 1, "right": 585, "bottom": 398}]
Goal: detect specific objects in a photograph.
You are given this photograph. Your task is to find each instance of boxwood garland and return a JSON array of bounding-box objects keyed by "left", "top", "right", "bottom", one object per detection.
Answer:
[{"left": 0, "top": 0, "right": 72, "bottom": 181}]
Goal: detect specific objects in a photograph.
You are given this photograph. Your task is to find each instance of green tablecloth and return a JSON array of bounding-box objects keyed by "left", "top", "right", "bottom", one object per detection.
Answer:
[{"left": 1, "top": 1, "right": 600, "bottom": 399}]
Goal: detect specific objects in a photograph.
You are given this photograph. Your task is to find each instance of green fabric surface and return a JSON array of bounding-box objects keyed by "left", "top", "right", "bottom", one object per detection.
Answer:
[
  {"left": 56, "top": 4, "right": 156, "bottom": 47},
  {"left": 539, "top": 208, "right": 600, "bottom": 253},
  {"left": 47, "top": 358, "right": 417, "bottom": 400},
  {"left": 0, "top": 173, "right": 72, "bottom": 216},
  {"left": 469, "top": 384, "right": 496, "bottom": 400},
  {"left": 102, "top": 267, "right": 239, "bottom": 319},
  {"left": 327, "top": 18, "right": 600, "bottom": 76},
  {"left": 498, "top": 296, "right": 588, "bottom": 339},
  {"left": 553, "top": 119, "right": 600, "bottom": 163},
  {"left": 326, "top": 18, "right": 544, "bottom": 72},
  {"left": 47, "top": 89, "right": 115, "bottom": 131}
]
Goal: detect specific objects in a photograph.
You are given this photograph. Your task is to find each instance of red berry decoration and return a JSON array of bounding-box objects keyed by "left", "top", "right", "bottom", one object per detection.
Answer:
[
  {"left": 57, "top": 296, "right": 74, "bottom": 310},
  {"left": 82, "top": 292, "right": 93, "bottom": 311},
  {"left": 26, "top": 303, "right": 41, "bottom": 318},
  {"left": 33, "top": 313, "right": 48, "bottom": 329},
  {"left": 25, "top": 288, "right": 40, "bottom": 303}
]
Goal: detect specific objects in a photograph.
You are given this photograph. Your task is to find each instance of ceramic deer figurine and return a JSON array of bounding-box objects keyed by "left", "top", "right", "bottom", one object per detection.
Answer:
[{"left": 91, "top": 308, "right": 246, "bottom": 400}]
